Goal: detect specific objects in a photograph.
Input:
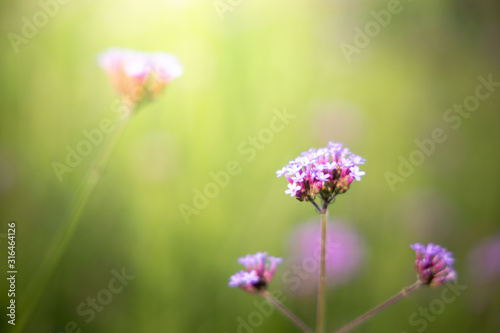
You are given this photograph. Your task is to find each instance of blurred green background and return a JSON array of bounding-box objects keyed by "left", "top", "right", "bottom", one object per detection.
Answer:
[{"left": 1, "top": 0, "right": 499, "bottom": 332}]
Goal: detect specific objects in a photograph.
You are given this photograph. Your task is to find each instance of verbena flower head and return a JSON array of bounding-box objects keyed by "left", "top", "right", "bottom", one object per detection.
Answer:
[
  {"left": 98, "top": 47, "right": 183, "bottom": 109},
  {"left": 277, "top": 142, "right": 365, "bottom": 203},
  {"left": 228, "top": 252, "right": 282, "bottom": 293},
  {"left": 411, "top": 243, "right": 456, "bottom": 286}
]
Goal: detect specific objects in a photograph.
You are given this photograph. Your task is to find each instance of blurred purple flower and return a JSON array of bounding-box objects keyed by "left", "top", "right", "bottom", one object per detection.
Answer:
[
  {"left": 286, "top": 220, "right": 365, "bottom": 296},
  {"left": 276, "top": 142, "right": 365, "bottom": 204},
  {"left": 229, "top": 252, "right": 282, "bottom": 294},
  {"left": 468, "top": 234, "right": 500, "bottom": 284},
  {"left": 411, "top": 243, "right": 456, "bottom": 286}
]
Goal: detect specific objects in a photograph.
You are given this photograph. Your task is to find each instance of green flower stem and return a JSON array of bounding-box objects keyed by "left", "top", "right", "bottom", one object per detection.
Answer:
[
  {"left": 316, "top": 204, "right": 328, "bottom": 333},
  {"left": 15, "top": 112, "right": 131, "bottom": 333},
  {"left": 331, "top": 281, "right": 422, "bottom": 333},
  {"left": 262, "top": 291, "right": 313, "bottom": 333}
]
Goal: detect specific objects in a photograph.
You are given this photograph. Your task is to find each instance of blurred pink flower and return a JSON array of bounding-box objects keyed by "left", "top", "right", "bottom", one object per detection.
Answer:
[
  {"left": 466, "top": 234, "right": 500, "bottom": 315},
  {"left": 98, "top": 47, "right": 183, "bottom": 109},
  {"left": 468, "top": 233, "right": 500, "bottom": 284},
  {"left": 285, "top": 220, "right": 365, "bottom": 296}
]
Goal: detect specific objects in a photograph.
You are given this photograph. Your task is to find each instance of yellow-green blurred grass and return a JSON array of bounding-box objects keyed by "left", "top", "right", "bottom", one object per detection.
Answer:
[{"left": 0, "top": 0, "right": 499, "bottom": 332}]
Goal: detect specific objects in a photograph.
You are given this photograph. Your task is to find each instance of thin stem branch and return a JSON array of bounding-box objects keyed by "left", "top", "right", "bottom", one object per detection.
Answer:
[
  {"left": 326, "top": 195, "right": 336, "bottom": 206},
  {"left": 331, "top": 281, "right": 422, "bottom": 333},
  {"left": 316, "top": 202, "right": 328, "bottom": 333},
  {"left": 310, "top": 200, "right": 322, "bottom": 214},
  {"left": 262, "top": 292, "right": 313, "bottom": 333},
  {"left": 14, "top": 114, "right": 131, "bottom": 333}
]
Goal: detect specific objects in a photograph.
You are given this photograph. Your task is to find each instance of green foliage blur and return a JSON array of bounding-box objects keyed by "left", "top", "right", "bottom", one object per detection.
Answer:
[{"left": 1, "top": 0, "right": 499, "bottom": 332}]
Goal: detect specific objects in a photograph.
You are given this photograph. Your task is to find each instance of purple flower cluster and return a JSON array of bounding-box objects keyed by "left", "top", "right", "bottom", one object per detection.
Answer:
[
  {"left": 276, "top": 142, "right": 365, "bottom": 203},
  {"left": 229, "top": 252, "right": 282, "bottom": 293},
  {"left": 411, "top": 243, "right": 456, "bottom": 286}
]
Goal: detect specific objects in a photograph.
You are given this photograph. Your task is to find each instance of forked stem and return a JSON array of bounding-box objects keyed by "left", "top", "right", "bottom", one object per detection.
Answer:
[{"left": 331, "top": 281, "right": 422, "bottom": 333}]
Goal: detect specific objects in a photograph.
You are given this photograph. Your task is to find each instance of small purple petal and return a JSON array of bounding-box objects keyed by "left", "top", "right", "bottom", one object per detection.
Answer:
[
  {"left": 349, "top": 166, "right": 365, "bottom": 181},
  {"left": 228, "top": 270, "right": 259, "bottom": 287},
  {"left": 285, "top": 183, "right": 301, "bottom": 197},
  {"left": 316, "top": 171, "right": 330, "bottom": 182}
]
